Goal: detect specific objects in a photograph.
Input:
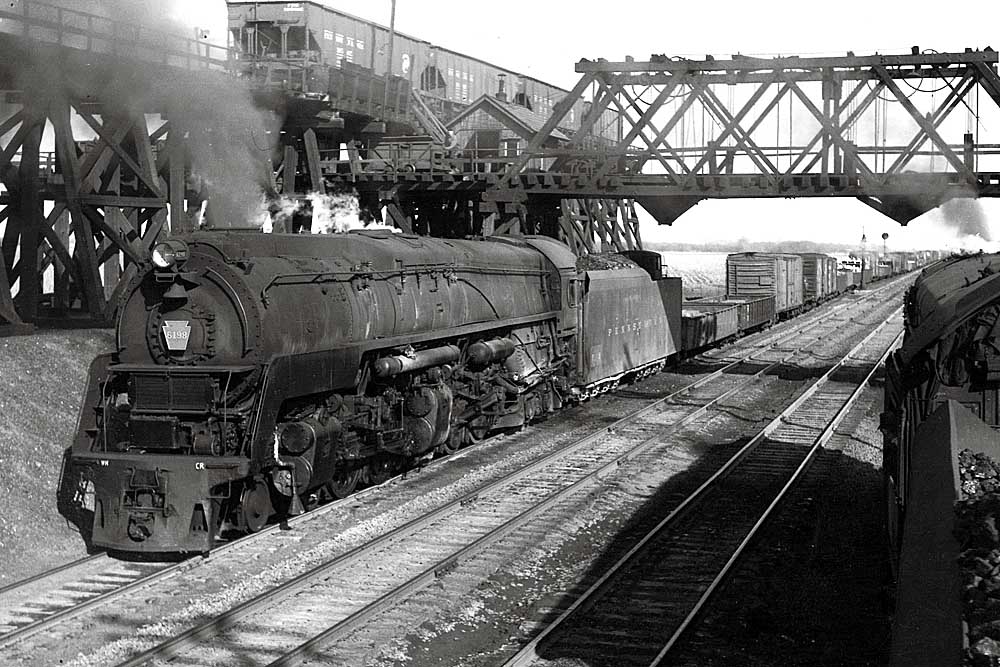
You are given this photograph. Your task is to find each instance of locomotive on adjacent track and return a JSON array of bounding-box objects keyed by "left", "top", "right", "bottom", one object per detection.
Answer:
[
  {"left": 882, "top": 251, "right": 1000, "bottom": 557},
  {"left": 57, "top": 230, "right": 681, "bottom": 554}
]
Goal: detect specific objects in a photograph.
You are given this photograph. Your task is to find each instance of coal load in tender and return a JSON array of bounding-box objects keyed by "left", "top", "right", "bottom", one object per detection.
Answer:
[{"left": 956, "top": 450, "right": 1000, "bottom": 666}]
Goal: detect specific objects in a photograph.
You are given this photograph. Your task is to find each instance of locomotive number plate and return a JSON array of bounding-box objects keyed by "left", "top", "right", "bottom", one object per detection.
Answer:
[{"left": 162, "top": 320, "right": 192, "bottom": 351}]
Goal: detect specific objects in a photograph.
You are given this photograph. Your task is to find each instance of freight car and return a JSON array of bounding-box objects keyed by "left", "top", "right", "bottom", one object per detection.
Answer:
[
  {"left": 58, "top": 231, "right": 680, "bottom": 554},
  {"left": 726, "top": 252, "right": 804, "bottom": 318},
  {"left": 681, "top": 295, "right": 776, "bottom": 352},
  {"left": 681, "top": 300, "right": 740, "bottom": 352},
  {"left": 797, "top": 253, "right": 839, "bottom": 305},
  {"left": 226, "top": 1, "right": 618, "bottom": 140}
]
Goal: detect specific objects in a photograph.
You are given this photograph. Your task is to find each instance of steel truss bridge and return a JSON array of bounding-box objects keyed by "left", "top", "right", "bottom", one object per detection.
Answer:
[
  {"left": 335, "top": 49, "right": 1000, "bottom": 247},
  {"left": 1, "top": 0, "right": 999, "bottom": 332}
]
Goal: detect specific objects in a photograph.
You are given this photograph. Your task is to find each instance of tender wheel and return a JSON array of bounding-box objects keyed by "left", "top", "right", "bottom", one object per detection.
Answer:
[
  {"left": 327, "top": 466, "right": 362, "bottom": 499},
  {"left": 239, "top": 481, "right": 272, "bottom": 533}
]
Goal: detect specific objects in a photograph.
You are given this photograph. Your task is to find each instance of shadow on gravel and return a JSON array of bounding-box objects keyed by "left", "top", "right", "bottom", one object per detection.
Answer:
[{"left": 531, "top": 440, "right": 893, "bottom": 667}]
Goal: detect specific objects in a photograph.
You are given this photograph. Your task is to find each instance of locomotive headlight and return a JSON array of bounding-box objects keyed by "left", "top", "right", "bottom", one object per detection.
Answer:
[{"left": 151, "top": 240, "right": 190, "bottom": 269}]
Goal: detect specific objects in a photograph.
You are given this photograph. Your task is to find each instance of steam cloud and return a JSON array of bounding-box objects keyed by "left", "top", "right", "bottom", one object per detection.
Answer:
[
  {"left": 939, "top": 198, "right": 993, "bottom": 242},
  {"left": 20, "top": 0, "right": 280, "bottom": 229}
]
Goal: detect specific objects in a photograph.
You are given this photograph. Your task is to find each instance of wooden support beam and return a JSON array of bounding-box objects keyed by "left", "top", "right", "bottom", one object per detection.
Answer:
[
  {"left": 15, "top": 108, "right": 43, "bottom": 321},
  {"left": 0, "top": 108, "right": 24, "bottom": 143},
  {"left": 167, "top": 124, "right": 186, "bottom": 233},
  {"left": 81, "top": 206, "right": 144, "bottom": 266},
  {"left": 78, "top": 116, "right": 132, "bottom": 191},
  {"left": 0, "top": 242, "right": 20, "bottom": 324},
  {"left": 51, "top": 97, "right": 106, "bottom": 319},
  {"left": 384, "top": 200, "right": 413, "bottom": 233},
  {"left": 282, "top": 145, "right": 298, "bottom": 195},
  {"left": 131, "top": 113, "right": 167, "bottom": 196},
  {"left": 76, "top": 109, "right": 164, "bottom": 197},
  {"left": 303, "top": 128, "right": 325, "bottom": 194}
]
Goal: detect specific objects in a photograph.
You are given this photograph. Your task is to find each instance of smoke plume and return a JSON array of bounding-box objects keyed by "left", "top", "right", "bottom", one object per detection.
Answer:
[
  {"left": 939, "top": 198, "right": 993, "bottom": 242},
  {"left": 19, "top": 0, "right": 280, "bottom": 229}
]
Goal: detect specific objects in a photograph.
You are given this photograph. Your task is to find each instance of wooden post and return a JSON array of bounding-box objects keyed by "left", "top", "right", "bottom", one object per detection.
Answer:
[
  {"left": 16, "top": 108, "right": 43, "bottom": 321},
  {"left": 303, "top": 128, "right": 325, "bottom": 194},
  {"left": 168, "top": 121, "right": 187, "bottom": 233},
  {"left": 51, "top": 97, "right": 105, "bottom": 319}
]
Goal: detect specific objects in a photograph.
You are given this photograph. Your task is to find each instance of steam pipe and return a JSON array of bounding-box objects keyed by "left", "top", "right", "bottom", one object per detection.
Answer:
[
  {"left": 468, "top": 338, "right": 516, "bottom": 365},
  {"left": 374, "top": 344, "right": 460, "bottom": 378}
]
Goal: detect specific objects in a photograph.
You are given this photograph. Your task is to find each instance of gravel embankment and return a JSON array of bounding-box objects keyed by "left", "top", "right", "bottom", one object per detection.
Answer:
[{"left": 0, "top": 329, "right": 114, "bottom": 585}]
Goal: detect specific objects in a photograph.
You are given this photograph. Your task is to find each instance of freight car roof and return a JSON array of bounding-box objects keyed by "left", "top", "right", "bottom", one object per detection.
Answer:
[{"left": 228, "top": 0, "right": 574, "bottom": 95}]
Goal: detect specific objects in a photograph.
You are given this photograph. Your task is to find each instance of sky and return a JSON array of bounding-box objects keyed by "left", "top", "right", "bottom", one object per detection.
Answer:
[{"left": 186, "top": 1, "right": 1000, "bottom": 250}]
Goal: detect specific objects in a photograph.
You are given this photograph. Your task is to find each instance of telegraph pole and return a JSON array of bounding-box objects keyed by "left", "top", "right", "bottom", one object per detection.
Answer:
[{"left": 860, "top": 230, "right": 867, "bottom": 290}]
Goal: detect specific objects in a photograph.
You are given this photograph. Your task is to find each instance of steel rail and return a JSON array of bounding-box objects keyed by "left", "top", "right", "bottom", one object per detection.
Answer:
[
  {"left": 267, "top": 302, "right": 906, "bottom": 661},
  {"left": 0, "top": 554, "right": 104, "bottom": 597},
  {"left": 266, "top": 303, "right": 906, "bottom": 666},
  {"left": 0, "top": 469, "right": 407, "bottom": 649},
  {"left": 651, "top": 325, "right": 904, "bottom": 664},
  {"left": 117, "top": 281, "right": 906, "bottom": 666},
  {"left": 502, "top": 308, "right": 902, "bottom": 667},
  {"left": 1, "top": 277, "right": 903, "bottom": 653},
  {"left": 2, "top": 274, "right": 908, "bottom": 656}
]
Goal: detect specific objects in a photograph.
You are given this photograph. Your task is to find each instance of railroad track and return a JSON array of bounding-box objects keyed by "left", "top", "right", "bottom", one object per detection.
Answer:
[
  {"left": 0, "top": 276, "right": 909, "bottom": 665},
  {"left": 103, "top": 281, "right": 910, "bottom": 666},
  {"left": 501, "top": 310, "right": 903, "bottom": 667},
  {"left": 0, "top": 468, "right": 411, "bottom": 650}
]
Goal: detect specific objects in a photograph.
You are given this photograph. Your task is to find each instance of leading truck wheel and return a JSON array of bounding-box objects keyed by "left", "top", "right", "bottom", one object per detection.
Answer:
[
  {"left": 239, "top": 481, "right": 272, "bottom": 533},
  {"left": 327, "top": 466, "right": 362, "bottom": 499}
]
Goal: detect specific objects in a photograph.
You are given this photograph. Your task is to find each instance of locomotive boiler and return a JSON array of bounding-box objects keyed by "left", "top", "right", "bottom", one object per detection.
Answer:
[
  {"left": 59, "top": 230, "right": 681, "bottom": 554},
  {"left": 882, "top": 252, "right": 1000, "bottom": 558}
]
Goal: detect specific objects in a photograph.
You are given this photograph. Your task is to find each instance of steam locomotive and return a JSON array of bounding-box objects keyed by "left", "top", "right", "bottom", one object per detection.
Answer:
[
  {"left": 881, "top": 251, "right": 1000, "bottom": 560},
  {"left": 58, "top": 230, "right": 682, "bottom": 554}
]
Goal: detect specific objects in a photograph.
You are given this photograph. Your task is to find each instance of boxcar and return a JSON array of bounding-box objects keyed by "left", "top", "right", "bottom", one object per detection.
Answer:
[
  {"left": 726, "top": 253, "right": 803, "bottom": 317},
  {"left": 798, "top": 252, "right": 835, "bottom": 303},
  {"left": 681, "top": 300, "right": 740, "bottom": 351},
  {"left": 825, "top": 256, "right": 838, "bottom": 295}
]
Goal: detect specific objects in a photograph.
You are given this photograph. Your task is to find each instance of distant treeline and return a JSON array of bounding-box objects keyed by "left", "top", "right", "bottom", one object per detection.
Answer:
[{"left": 646, "top": 239, "right": 866, "bottom": 254}]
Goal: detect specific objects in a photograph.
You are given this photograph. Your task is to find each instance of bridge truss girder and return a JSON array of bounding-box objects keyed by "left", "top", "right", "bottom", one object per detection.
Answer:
[{"left": 487, "top": 49, "right": 1000, "bottom": 226}]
